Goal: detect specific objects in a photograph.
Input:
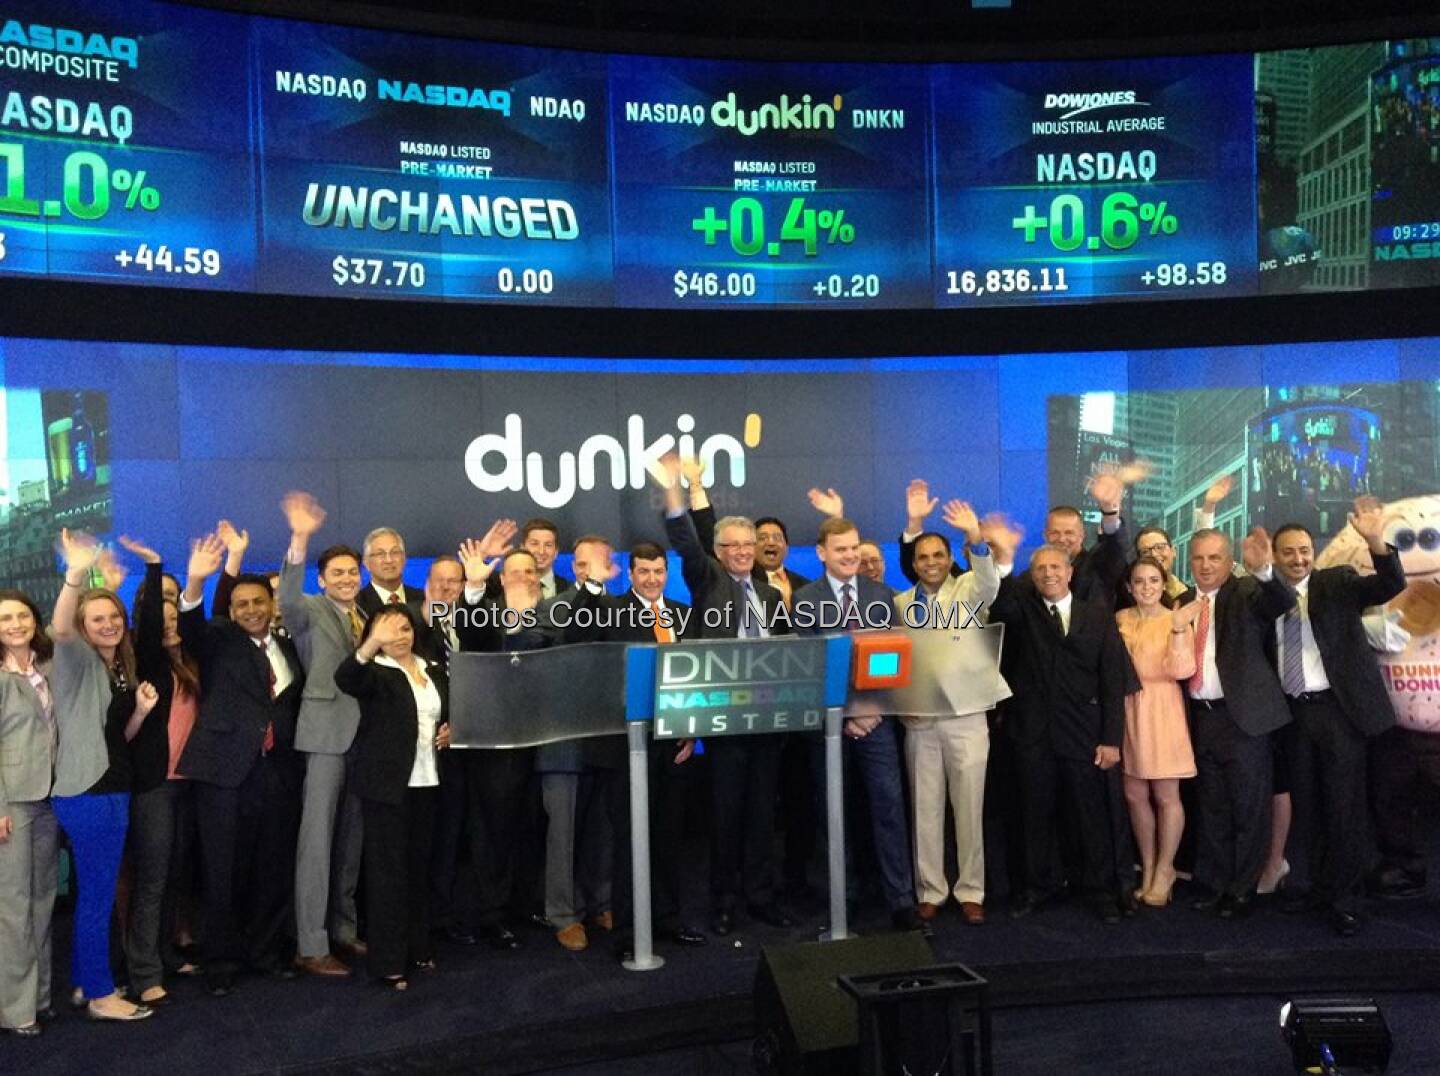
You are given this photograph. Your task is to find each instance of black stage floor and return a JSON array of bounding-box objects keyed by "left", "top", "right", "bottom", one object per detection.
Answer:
[{"left": 8, "top": 883, "right": 1440, "bottom": 1075}]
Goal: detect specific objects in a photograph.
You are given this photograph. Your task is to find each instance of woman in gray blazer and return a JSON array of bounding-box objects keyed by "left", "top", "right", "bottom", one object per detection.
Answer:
[
  {"left": 49, "top": 530, "right": 157, "bottom": 1023},
  {"left": 0, "top": 590, "right": 57, "bottom": 1038}
]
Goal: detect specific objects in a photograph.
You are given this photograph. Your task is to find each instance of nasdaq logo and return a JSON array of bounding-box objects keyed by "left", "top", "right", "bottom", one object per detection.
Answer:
[
  {"left": 377, "top": 80, "right": 512, "bottom": 116},
  {"left": 464, "top": 412, "right": 763, "bottom": 509},
  {"left": 652, "top": 638, "right": 827, "bottom": 739}
]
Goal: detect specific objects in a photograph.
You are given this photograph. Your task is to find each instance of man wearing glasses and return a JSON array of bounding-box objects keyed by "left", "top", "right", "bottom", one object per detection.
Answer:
[{"left": 357, "top": 528, "right": 424, "bottom": 616}]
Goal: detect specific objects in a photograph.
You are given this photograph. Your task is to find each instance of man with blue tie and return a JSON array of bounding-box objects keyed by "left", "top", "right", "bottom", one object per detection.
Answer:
[
  {"left": 657, "top": 453, "right": 794, "bottom": 936},
  {"left": 793, "top": 517, "right": 926, "bottom": 933},
  {"left": 1261, "top": 498, "right": 1405, "bottom": 935}
]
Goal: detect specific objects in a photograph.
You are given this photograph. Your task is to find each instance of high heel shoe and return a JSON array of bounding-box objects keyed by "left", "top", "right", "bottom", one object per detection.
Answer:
[
  {"left": 1141, "top": 868, "right": 1176, "bottom": 907},
  {"left": 86, "top": 1001, "right": 154, "bottom": 1022},
  {"left": 1257, "top": 858, "right": 1290, "bottom": 896}
]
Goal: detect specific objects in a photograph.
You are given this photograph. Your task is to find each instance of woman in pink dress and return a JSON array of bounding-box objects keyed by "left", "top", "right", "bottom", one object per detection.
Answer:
[{"left": 1116, "top": 557, "right": 1203, "bottom": 906}]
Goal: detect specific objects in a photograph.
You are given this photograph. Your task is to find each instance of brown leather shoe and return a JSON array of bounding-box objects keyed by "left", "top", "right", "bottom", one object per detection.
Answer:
[
  {"left": 335, "top": 939, "right": 368, "bottom": 962},
  {"left": 555, "top": 923, "right": 588, "bottom": 952},
  {"left": 589, "top": 911, "right": 615, "bottom": 932},
  {"left": 917, "top": 902, "right": 942, "bottom": 921},
  {"left": 960, "top": 901, "right": 986, "bottom": 926},
  {"left": 293, "top": 954, "right": 351, "bottom": 977}
]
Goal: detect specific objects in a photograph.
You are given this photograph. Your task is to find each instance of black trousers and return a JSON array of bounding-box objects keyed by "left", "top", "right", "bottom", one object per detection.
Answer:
[
  {"left": 1370, "top": 725, "right": 1440, "bottom": 876},
  {"left": 779, "top": 734, "right": 818, "bottom": 893},
  {"left": 708, "top": 736, "right": 783, "bottom": 911},
  {"left": 430, "top": 750, "right": 468, "bottom": 928},
  {"left": 1191, "top": 701, "right": 1273, "bottom": 898},
  {"left": 193, "top": 752, "right": 304, "bottom": 972},
  {"left": 606, "top": 741, "right": 702, "bottom": 934},
  {"left": 362, "top": 788, "right": 437, "bottom": 979},
  {"left": 1287, "top": 694, "right": 1369, "bottom": 913},
  {"left": 1011, "top": 735, "right": 1115, "bottom": 896},
  {"left": 463, "top": 747, "right": 535, "bottom": 928}
]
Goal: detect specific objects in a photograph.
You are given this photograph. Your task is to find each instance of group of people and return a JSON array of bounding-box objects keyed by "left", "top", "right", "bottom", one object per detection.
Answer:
[{"left": 0, "top": 452, "right": 1417, "bottom": 1038}]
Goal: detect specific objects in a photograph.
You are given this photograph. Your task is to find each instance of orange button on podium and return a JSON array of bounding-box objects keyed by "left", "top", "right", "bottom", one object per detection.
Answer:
[{"left": 850, "top": 631, "right": 913, "bottom": 690}]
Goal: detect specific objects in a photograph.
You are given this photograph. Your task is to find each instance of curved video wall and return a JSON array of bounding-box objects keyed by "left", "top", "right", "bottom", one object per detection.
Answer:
[{"left": 0, "top": 1, "right": 1437, "bottom": 310}]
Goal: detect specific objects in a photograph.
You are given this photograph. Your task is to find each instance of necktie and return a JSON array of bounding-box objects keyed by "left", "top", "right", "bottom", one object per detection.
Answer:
[
  {"left": 259, "top": 638, "right": 277, "bottom": 753},
  {"left": 1282, "top": 593, "right": 1306, "bottom": 695},
  {"left": 347, "top": 607, "right": 363, "bottom": 647},
  {"left": 741, "top": 579, "right": 761, "bottom": 638},
  {"left": 1188, "top": 596, "right": 1211, "bottom": 694},
  {"left": 652, "top": 601, "right": 674, "bottom": 644},
  {"left": 841, "top": 582, "right": 858, "bottom": 625},
  {"left": 1049, "top": 603, "right": 1064, "bottom": 636},
  {"left": 387, "top": 591, "right": 401, "bottom": 605}
]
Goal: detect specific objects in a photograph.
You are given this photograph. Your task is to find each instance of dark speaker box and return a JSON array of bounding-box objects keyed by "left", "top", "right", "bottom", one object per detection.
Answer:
[{"left": 753, "top": 933, "right": 936, "bottom": 1076}]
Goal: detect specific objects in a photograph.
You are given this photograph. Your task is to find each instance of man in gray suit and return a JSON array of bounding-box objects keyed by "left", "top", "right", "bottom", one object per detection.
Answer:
[{"left": 280, "top": 491, "right": 366, "bottom": 976}]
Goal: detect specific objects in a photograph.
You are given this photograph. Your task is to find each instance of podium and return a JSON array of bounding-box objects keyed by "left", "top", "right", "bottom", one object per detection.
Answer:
[{"left": 448, "top": 624, "right": 1008, "bottom": 973}]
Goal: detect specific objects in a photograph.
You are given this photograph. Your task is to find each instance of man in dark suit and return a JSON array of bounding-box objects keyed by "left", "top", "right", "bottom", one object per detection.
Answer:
[
  {"left": 177, "top": 544, "right": 305, "bottom": 996},
  {"left": 1178, "top": 527, "right": 1296, "bottom": 919},
  {"left": 1264, "top": 500, "right": 1405, "bottom": 934},
  {"left": 793, "top": 517, "right": 924, "bottom": 932},
  {"left": 657, "top": 454, "right": 793, "bottom": 934},
  {"left": 567, "top": 540, "right": 705, "bottom": 958},
  {"left": 988, "top": 543, "right": 1132, "bottom": 922},
  {"left": 356, "top": 527, "right": 425, "bottom": 617},
  {"left": 899, "top": 476, "right": 1130, "bottom": 602}
]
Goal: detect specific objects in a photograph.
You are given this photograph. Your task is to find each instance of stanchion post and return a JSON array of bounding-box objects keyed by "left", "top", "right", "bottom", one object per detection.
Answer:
[
  {"left": 822, "top": 704, "right": 850, "bottom": 941},
  {"left": 624, "top": 719, "right": 663, "bottom": 971},
  {"left": 623, "top": 645, "right": 663, "bottom": 972}
]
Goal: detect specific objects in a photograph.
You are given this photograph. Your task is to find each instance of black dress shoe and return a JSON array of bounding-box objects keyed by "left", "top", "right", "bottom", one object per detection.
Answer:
[
  {"left": 1189, "top": 889, "right": 1223, "bottom": 913},
  {"left": 250, "top": 961, "right": 299, "bottom": 981},
  {"left": 6, "top": 1023, "right": 41, "bottom": 1038},
  {"left": 35, "top": 1007, "right": 57, "bottom": 1024},
  {"left": 444, "top": 926, "right": 478, "bottom": 946},
  {"left": 1331, "top": 909, "right": 1361, "bottom": 937},
  {"left": 747, "top": 903, "right": 795, "bottom": 929},
  {"left": 1117, "top": 891, "right": 1140, "bottom": 918},
  {"left": 891, "top": 908, "right": 931, "bottom": 934},
  {"left": 1090, "top": 896, "right": 1122, "bottom": 924},
  {"left": 480, "top": 925, "right": 521, "bottom": 950},
  {"left": 527, "top": 913, "right": 555, "bottom": 932},
  {"left": 1009, "top": 889, "right": 1058, "bottom": 919},
  {"left": 711, "top": 910, "right": 735, "bottom": 936},
  {"left": 205, "top": 970, "right": 235, "bottom": 998},
  {"left": 669, "top": 926, "right": 707, "bottom": 946},
  {"left": 1218, "top": 894, "right": 1254, "bottom": 920}
]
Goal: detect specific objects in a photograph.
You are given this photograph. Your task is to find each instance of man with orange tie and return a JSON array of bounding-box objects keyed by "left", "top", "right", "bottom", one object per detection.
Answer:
[
  {"left": 356, "top": 527, "right": 425, "bottom": 617},
  {"left": 567, "top": 541, "right": 704, "bottom": 960}
]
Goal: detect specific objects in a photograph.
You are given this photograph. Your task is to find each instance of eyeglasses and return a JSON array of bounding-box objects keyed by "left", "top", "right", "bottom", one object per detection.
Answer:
[
  {"left": 717, "top": 541, "right": 756, "bottom": 550},
  {"left": 368, "top": 549, "right": 404, "bottom": 560},
  {"left": 1137, "top": 542, "right": 1171, "bottom": 556}
]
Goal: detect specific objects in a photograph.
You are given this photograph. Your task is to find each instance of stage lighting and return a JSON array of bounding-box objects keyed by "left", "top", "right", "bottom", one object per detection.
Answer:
[{"left": 1280, "top": 997, "right": 1392, "bottom": 1075}]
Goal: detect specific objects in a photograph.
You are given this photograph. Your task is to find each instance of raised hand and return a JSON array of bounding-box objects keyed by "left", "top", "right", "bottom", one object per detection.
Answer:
[
  {"left": 117, "top": 535, "right": 162, "bottom": 564},
  {"left": 58, "top": 529, "right": 102, "bottom": 577},
  {"left": 1203, "top": 474, "right": 1234, "bottom": 508},
  {"left": 807, "top": 487, "right": 844, "bottom": 518},
  {"left": 1171, "top": 599, "right": 1204, "bottom": 631},
  {"left": 281, "top": 491, "right": 326, "bottom": 537},
  {"left": 477, "top": 518, "right": 518, "bottom": 561},
  {"left": 1349, "top": 495, "right": 1387, "bottom": 550},
  {"left": 1241, "top": 526, "right": 1273, "bottom": 575},
  {"left": 96, "top": 549, "right": 127, "bottom": 593},
  {"left": 979, "top": 513, "right": 1024, "bottom": 564},
  {"left": 368, "top": 614, "right": 408, "bottom": 650},
  {"left": 134, "top": 681, "right": 160, "bottom": 717},
  {"left": 906, "top": 479, "right": 938, "bottom": 529},
  {"left": 647, "top": 451, "right": 683, "bottom": 490},
  {"left": 1088, "top": 472, "right": 1124, "bottom": 514},
  {"left": 941, "top": 499, "right": 980, "bottom": 543},
  {"left": 681, "top": 455, "right": 707, "bottom": 489},
  {"left": 1116, "top": 459, "right": 1154, "bottom": 487},
  {"left": 186, "top": 534, "right": 225, "bottom": 583},
  {"left": 458, "top": 538, "right": 498, "bottom": 584},
  {"left": 216, "top": 519, "right": 250, "bottom": 557}
]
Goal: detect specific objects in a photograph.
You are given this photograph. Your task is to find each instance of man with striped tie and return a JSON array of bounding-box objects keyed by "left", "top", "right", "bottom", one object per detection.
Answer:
[
  {"left": 1261, "top": 499, "right": 1404, "bottom": 935},
  {"left": 657, "top": 452, "right": 793, "bottom": 937}
]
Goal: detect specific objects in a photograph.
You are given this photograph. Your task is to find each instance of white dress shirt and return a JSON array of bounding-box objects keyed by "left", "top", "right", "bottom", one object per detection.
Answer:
[
  {"left": 374, "top": 654, "right": 442, "bottom": 787},
  {"left": 1044, "top": 590, "right": 1074, "bottom": 635},
  {"left": 1269, "top": 572, "right": 1331, "bottom": 693},
  {"left": 370, "top": 582, "right": 408, "bottom": 606}
]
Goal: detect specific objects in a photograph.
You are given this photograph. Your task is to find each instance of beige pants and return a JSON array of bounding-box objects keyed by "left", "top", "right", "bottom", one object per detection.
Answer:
[{"left": 903, "top": 712, "right": 989, "bottom": 906}]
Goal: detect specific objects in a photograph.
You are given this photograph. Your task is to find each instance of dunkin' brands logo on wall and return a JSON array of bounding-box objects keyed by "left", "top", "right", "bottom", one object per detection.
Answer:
[{"left": 464, "top": 412, "right": 763, "bottom": 509}]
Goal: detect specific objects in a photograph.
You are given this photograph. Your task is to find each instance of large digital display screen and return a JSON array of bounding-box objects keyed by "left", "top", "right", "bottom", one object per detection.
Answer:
[{"left": 0, "top": 0, "right": 1436, "bottom": 309}]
